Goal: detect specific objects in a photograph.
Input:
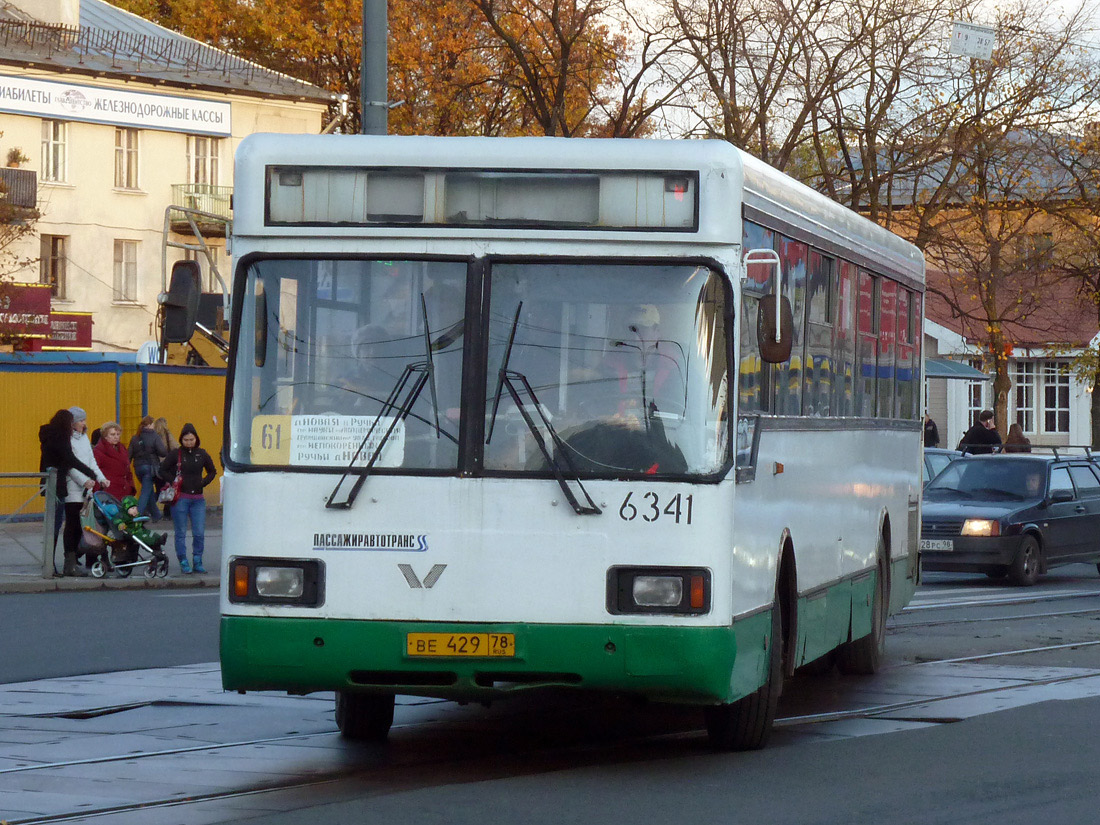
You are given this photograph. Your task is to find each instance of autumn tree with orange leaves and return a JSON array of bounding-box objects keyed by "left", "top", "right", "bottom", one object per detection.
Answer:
[{"left": 114, "top": 0, "right": 659, "bottom": 137}]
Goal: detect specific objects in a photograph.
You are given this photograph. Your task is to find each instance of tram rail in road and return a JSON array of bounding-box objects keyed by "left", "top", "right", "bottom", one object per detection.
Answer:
[{"left": 5, "top": 643, "right": 1100, "bottom": 825}]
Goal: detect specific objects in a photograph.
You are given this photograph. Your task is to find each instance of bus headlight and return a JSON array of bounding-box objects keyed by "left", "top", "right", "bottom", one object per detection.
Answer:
[
  {"left": 257, "top": 566, "right": 304, "bottom": 598},
  {"left": 634, "top": 575, "right": 682, "bottom": 606},
  {"left": 228, "top": 557, "right": 324, "bottom": 606},
  {"left": 961, "top": 519, "right": 1000, "bottom": 537},
  {"left": 607, "top": 566, "right": 710, "bottom": 615}
]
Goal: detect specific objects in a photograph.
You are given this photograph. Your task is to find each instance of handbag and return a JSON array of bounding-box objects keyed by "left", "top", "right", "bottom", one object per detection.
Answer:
[{"left": 157, "top": 450, "right": 183, "bottom": 504}]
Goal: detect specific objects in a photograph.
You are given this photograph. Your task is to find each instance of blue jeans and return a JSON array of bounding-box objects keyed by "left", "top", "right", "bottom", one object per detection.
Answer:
[
  {"left": 172, "top": 496, "right": 206, "bottom": 561},
  {"left": 136, "top": 465, "right": 160, "bottom": 519}
]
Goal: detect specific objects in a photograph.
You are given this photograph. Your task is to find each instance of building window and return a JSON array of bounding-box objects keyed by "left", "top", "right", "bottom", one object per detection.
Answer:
[
  {"left": 114, "top": 128, "right": 139, "bottom": 189},
  {"left": 1013, "top": 361, "right": 1036, "bottom": 433},
  {"left": 113, "top": 240, "right": 138, "bottom": 302},
  {"left": 186, "top": 136, "right": 221, "bottom": 185},
  {"left": 1042, "top": 361, "right": 1070, "bottom": 434},
  {"left": 966, "top": 358, "right": 985, "bottom": 426},
  {"left": 40, "top": 235, "right": 67, "bottom": 299},
  {"left": 41, "top": 120, "right": 67, "bottom": 182}
]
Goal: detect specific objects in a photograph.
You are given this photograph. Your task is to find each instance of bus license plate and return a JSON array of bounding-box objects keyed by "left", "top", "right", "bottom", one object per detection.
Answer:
[
  {"left": 406, "top": 633, "right": 515, "bottom": 658},
  {"left": 920, "top": 539, "right": 954, "bottom": 552}
]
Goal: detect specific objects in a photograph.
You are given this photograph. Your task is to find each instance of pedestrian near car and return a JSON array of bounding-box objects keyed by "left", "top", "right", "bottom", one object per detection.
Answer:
[
  {"left": 63, "top": 407, "right": 109, "bottom": 577},
  {"left": 129, "top": 416, "right": 167, "bottom": 521},
  {"left": 153, "top": 417, "right": 179, "bottom": 518},
  {"left": 160, "top": 423, "right": 217, "bottom": 574},
  {"left": 923, "top": 413, "right": 940, "bottom": 448},
  {"left": 38, "top": 408, "right": 99, "bottom": 571},
  {"left": 1003, "top": 422, "right": 1032, "bottom": 453},
  {"left": 93, "top": 422, "right": 135, "bottom": 498},
  {"left": 957, "top": 409, "right": 1002, "bottom": 455}
]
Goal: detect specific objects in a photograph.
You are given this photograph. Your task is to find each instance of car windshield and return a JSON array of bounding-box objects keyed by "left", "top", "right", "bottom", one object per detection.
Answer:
[{"left": 925, "top": 459, "right": 1047, "bottom": 501}]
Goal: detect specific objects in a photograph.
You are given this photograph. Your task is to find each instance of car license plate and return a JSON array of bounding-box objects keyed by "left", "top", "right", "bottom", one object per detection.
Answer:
[
  {"left": 920, "top": 539, "right": 954, "bottom": 551},
  {"left": 406, "top": 632, "right": 515, "bottom": 658}
]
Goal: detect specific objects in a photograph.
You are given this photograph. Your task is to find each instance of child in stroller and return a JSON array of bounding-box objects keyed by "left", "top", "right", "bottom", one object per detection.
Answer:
[{"left": 80, "top": 490, "right": 170, "bottom": 579}]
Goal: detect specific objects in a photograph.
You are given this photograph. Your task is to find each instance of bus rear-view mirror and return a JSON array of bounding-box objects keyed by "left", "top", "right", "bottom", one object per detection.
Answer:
[
  {"left": 160, "top": 260, "right": 202, "bottom": 344},
  {"left": 757, "top": 294, "right": 794, "bottom": 363}
]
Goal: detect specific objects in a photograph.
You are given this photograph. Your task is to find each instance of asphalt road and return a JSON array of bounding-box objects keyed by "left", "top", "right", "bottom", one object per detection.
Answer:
[
  {"left": 4, "top": 566, "right": 1100, "bottom": 824},
  {"left": 228, "top": 696, "right": 1100, "bottom": 825},
  {"left": 0, "top": 589, "right": 220, "bottom": 683}
]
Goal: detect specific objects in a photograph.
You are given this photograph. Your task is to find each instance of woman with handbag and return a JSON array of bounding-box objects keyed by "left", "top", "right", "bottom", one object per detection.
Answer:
[{"left": 160, "top": 423, "right": 217, "bottom": 574}]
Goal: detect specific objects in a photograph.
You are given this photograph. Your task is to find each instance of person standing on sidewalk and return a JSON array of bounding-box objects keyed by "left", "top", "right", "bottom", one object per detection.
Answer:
[
  {"left": 129, "top": 416, "right": 167, "bottom": 521},
  {"left": 63, "top": 407, "right": 109, "bottom": 577},
  {"left": 160, "top": 423, "right": 217, "bottom": 574},
  {"left": 93, "top": 422, "right": 135, "bottom": 500},
  {"left": 38, "top": 409, "right": 98, "bottom": 571},
  {"left": 152, "top": 417, "right": 178, "bottom": 518}
]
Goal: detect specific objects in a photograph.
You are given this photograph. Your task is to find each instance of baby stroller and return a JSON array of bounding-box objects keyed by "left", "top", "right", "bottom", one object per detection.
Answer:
[{"left": 79, "top": 490, "right": 170, "bottom": 579}]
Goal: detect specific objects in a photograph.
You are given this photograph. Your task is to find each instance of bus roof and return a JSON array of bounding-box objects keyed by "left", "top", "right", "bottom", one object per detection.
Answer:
[{"left": 234, "top": 134, "right": 924, "bottom": 287}]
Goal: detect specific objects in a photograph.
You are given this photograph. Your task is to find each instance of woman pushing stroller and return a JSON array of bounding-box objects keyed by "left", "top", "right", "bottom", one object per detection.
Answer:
[{"left": 160, "top": 423, "right": 217, "bottom": 574}]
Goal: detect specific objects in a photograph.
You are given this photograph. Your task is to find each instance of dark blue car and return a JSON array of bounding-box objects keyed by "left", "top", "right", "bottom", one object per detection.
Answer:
[{"left": 921, "top": 454, "right": 1100, "bottom": 586}]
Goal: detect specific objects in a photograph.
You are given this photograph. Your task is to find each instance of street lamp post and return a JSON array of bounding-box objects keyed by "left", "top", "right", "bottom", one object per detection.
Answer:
[{"left": 361, "top": 0, "right": 388, "bottom": 135}]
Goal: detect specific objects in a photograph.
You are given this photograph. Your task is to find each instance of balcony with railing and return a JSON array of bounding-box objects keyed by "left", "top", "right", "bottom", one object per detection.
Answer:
[
  {"left": 170, "top": 184, "right": 232, "bottom": 236},
  {"left": 0, "top": 168, "right": 37, "bottom": 217}
]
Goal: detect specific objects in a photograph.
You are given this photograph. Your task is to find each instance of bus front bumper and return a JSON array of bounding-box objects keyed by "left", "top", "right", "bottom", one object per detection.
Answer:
[{"left": 219, "top": 614, "right": 771, "bottom": 706}]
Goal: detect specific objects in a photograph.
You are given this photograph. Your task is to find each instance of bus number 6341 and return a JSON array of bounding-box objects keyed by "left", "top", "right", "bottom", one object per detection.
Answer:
[{"left": 618, "top": 492, "right": 693, "bottom": 524}]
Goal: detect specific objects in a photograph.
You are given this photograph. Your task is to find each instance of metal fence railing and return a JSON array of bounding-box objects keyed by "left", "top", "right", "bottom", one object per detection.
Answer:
[
  {"left": 0, "top": 470, "right": 59, "bottom": 579},
  {"left": 171, "top": 184, "right": 233, "bottom": 221}
]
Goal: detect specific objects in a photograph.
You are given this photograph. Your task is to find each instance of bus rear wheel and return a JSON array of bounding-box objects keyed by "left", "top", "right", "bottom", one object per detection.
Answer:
[
  {"left": 837, "top": 550, "right": 887, "bottom": 675},
  {"left": 335, "top": 691, "right": 395, "bottom": 741},
  {"left": 705, "top": 598, "right": 782, "bottom": 751}
]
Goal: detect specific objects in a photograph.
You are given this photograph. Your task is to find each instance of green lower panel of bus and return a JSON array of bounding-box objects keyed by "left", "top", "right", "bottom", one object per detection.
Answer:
[{"left": 220, "top": 612, "right": 774, "bottom": 705}]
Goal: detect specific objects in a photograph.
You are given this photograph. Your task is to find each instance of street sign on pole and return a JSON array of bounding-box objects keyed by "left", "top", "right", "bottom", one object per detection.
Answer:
[{"left": 950, "top": 21, "right": 996, "bottom": 60}]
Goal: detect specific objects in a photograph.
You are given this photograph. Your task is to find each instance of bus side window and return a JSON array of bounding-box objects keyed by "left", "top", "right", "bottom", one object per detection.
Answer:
[{"left": 834, "top": 261, "right": 857, "bottom": 417}]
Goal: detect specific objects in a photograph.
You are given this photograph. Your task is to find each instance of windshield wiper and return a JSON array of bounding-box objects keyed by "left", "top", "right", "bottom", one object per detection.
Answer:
[
  {"left": 486, "top": 303, "right": 601, "bottom": 516},
  {"left": 326, "top": 295, "right": 457, "bottom": 510}
]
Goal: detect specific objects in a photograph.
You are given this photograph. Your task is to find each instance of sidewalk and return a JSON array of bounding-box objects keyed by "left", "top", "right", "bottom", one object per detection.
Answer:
[{"left": 0, "top": 512, "right": 222, "bottom": 594}]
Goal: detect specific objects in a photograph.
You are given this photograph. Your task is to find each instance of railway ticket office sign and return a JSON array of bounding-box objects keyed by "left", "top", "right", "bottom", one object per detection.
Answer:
[{"left": 0, "top": 73, "right": 231, "bottom": 136}]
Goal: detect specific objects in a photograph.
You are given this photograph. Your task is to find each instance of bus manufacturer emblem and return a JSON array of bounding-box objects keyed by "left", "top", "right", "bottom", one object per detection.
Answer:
[{"left": 399, "top": 563, "right": 446, "bottom": 589}]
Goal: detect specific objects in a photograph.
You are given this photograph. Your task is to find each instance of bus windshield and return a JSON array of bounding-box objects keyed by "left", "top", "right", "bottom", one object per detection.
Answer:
[
  {"left": 485, "top": 262, "right": 729, "bottom": 477},
  {"left": 229, "top": 258, "right": 730, "bottom": 478},
  {"left": 229, "top": 258, "right": 467, "bottom": 471}
]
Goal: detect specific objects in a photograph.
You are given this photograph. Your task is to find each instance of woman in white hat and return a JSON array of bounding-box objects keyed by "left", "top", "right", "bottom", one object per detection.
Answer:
[{"left": 62, "top": 406, "right": 108, "bottom": 576}]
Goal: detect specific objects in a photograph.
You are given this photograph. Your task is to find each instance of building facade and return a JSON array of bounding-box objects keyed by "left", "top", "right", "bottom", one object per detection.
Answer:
[
  {"left": 0, "top": 0, "right": 331, "bottom": 352},
  {"left": 923, "top": 281, "right": 1097, "bottom": 451}
]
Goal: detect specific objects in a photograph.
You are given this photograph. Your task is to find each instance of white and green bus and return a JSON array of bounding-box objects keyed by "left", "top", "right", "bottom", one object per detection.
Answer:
[{"left": 219, "top": 134, "right": 924, "bottom": 750}]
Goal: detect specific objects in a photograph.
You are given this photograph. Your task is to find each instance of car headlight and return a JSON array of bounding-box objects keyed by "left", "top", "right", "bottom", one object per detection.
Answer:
[{"left": 961, "top": 519, "right": 1000, "bottom": 537}]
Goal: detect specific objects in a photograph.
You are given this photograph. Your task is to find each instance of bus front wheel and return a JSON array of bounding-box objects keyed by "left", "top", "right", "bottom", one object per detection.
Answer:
[
  {"left": 335, "top": 691, "right": 395, "bottom": 741},
  {"left": 704, "top": 598, "right": 782, "bottom": 750}
]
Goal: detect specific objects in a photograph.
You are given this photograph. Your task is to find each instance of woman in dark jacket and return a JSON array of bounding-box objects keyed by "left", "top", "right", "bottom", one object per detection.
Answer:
[
  {"left": 38, "top": 409, "right": 97, "bottom": 576},
  {"left": 160, "top": 423, "right": 217, "bottom": 574},
  {"left": 129, "top": 416, "right": 167, "bottom": 521}
]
